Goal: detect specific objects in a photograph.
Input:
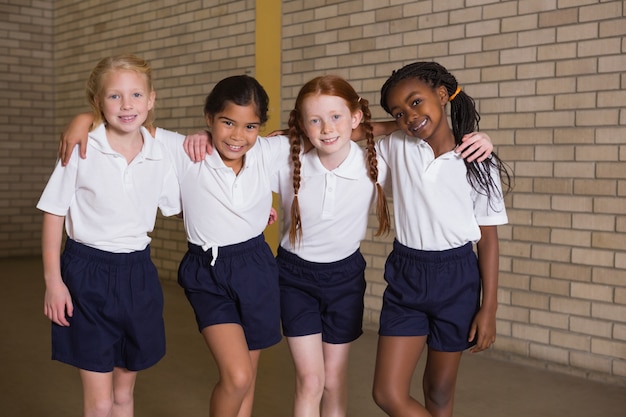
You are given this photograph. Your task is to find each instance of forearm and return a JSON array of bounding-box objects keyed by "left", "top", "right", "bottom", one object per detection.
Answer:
[
  {"left": 41, "top": 213, "right": 65, "bottom": 285},
  {"left": 372, "top": 120, "right": 397, "bottom": 137},
  {"left": 477, "top": 226, "right": 499, "bottom": 312}
]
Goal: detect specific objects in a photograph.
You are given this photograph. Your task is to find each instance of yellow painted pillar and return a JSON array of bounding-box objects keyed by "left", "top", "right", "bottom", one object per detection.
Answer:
[{"left": 255, "top": 0, "right": 282, "bottom": 253}]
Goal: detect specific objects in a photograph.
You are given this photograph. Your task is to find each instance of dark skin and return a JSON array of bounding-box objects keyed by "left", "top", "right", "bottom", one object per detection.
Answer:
[{"left": 371, "top": 78, "right": 499, "bottom": 417}]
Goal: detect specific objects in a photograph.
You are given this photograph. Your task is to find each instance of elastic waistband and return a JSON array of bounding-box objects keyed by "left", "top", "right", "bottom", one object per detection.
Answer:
[
  {"left": 187, "top": 234, "right": 266, "bottom": 259},
  {"left": 64, "top": 239, "right": 151, "bottom": 265},
  {"left": 277, "top": 246, "right": 362, "bottom": 271},
  {"left": 392, "top": 240, "right": 473, "bottom": 263}
]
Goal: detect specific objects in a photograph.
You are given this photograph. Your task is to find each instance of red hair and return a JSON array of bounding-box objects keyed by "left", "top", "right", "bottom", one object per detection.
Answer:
[{"left": 287, "top": 75, "right": 390, "bottom": 246}]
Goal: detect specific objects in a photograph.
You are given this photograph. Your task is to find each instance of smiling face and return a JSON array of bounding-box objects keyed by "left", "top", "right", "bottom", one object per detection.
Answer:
[
  {"left": 100, "top": 69, "right": 155, "bottom": 138},
  {"left": 205, "top": 101, "right": 261, "bottom": 174},
  {"left": 385, "top": 77, "right": 451, "bottom": 144},
  {"left": 300, "top": 94, "right": 362, "bottom": 169}
]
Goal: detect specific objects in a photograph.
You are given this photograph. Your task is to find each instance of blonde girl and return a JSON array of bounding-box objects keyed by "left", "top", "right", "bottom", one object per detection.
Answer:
[{"left": 37, "top": 54, "right": 181, "bottom": 417}]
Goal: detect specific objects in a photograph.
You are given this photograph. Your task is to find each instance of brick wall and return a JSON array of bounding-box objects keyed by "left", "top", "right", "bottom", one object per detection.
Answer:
[
  {"left": 56, "top": 0, "right": 256, "bottom": 279},
  {"left": 281, "top": 0, "right": 626, "bottom": 384},
  {"left": 2, "top": 0, "right": 625, "bottom": 384},
  {"left": 0, "top": 1, "right": 55, "bottom": 256}
]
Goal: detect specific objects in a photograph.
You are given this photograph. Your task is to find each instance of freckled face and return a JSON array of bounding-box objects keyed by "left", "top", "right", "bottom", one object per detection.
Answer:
[
  {"left": 300, "top": 94, "right": 361, "bottom": 161},
  {"left": 385, "top": 78, "right": 449, "bottom": 142},
  {"left": 205, "top": 101, "right": 260, "bottom": 173}
]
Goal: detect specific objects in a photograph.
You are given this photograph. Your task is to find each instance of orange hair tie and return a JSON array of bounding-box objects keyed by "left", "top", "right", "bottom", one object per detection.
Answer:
[{"left": 449, "top": 86, "right": 461, "bottom": 102}]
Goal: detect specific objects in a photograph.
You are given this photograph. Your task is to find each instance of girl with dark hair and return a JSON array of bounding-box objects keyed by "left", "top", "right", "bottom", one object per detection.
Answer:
[
  {"left": 372, "top": 61, "right": 511, "bottom": 417},
  {"left": 168, "top": 74, "right": 288, "bottom": 417}
]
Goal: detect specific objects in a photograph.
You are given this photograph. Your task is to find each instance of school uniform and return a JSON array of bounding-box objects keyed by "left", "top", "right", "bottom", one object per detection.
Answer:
[
  {"left": 37, "top": 124, "right": 181, "bottom": 372},
  {"left": 157, "top": 128, "right": 290, "bottom": 350},
  {"left": 273, "top": 141, "right": 383, "bottom": 344},
  {"left": 376, "top": 130, "right": 508, "bottom": 351}
]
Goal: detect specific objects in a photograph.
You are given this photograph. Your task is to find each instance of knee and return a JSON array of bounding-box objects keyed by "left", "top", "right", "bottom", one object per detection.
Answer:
[
  {"left": 423, "top": 380, "right": 455, "bottom": 410},
  {"left": 296, "top": 371, "right": 325, "bottom": 399},
  {"left": 372, "top": 381, "right": 396, "bottom": 413},
  {"left": 84, "top": 398, "right": 114, "bottom": 417},
  {"left": 222, "top": 367, "right": 255, "bottom": 397},
  {"left": 112, "top": 388, "right": 134, "bottom": 410}
]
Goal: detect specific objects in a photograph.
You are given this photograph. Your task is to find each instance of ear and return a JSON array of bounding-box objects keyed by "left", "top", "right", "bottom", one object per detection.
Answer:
[
  {"left": 351, "top": 109, "right": 363, "bottom": 129},
  {"left": 147, "top": 91, "right": 156, "bottom": 111},
  {"left": 437, "top": 85, "right": 448, "bottom": 105},
  {"left": 204, "top": 113, "right": 213, "bottom": 130}
]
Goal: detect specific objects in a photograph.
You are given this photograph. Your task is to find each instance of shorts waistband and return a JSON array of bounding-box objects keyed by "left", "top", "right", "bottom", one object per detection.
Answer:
[
  {"left": 64, "top": 239, "right": 151, "bottom": 265},
  {"left": 392, "top": 240, "right": 473, "bottom": 263},
  {"left": 187, "top": 234, "right": 266, "bottom": 260},
  {"left": 277, "top": 246, "right": 362, "bottom": 270}
]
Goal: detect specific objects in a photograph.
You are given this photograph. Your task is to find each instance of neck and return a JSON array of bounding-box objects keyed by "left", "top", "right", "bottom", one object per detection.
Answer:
[
  {"left": 425, "top": 130, "right": 456, "bottom": 158},
  {"left": 318, "top": 144, "right": 351, "bottom": 171},
  {"left": 105, "top": 128, "right": 144, "bottom": 163}
]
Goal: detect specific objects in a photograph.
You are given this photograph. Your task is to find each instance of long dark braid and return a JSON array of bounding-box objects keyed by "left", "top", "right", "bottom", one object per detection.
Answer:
[{"left": 380, "top": 61, "right": 512, "bottom": 203}]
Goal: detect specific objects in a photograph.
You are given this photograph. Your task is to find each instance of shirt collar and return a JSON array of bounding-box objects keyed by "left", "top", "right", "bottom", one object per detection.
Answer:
[
  {"left": 303, "top": 141, "right": 363, "bottom": 180},
  {"left": 87, "top": 124, "right": 163, "bottom": 160}
]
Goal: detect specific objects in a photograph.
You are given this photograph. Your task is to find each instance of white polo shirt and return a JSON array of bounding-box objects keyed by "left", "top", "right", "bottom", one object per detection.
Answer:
[
  {"left": 37, "top": 124, "right": 182, "bottom": 253},
  {"left": 376, "top": 130, "right": 508, "bottom": 251},
  {"left": 273, "top": 141, "right": 384, "bottom": 263},
  {"left": 157, "top": 128, "right": 290, "bottom": 253}
]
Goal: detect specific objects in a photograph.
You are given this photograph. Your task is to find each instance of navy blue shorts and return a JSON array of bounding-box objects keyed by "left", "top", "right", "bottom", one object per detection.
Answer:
[
  {"left": 379, "top": 240, "right": 480, "bottom": 352},
  {"left": 53, "top": 239, "right": 166, "bottom": 373},
  {"left": 178, "top": 235, "right": 282, "bottom": 351},
  {"left": 277, "top": 246, "right": 366, "bottom": 344}
]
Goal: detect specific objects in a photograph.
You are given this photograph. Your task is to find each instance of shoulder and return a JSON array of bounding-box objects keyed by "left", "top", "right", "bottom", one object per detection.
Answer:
[
  {"left": 155, "top": 127, "right": 186, "bottom": 142},
  {"left": 256, "top": 134, "right": 289, "bottom": 148},
  {"left": 376, "top": 129, "right": 406, "bottom": 154}
]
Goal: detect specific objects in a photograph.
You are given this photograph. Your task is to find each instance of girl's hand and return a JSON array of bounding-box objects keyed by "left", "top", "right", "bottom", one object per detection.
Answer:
[
  {"left": 456, "top": 132, "right": 493, "bottom": 163},
  {"left": 58, "top": 113, "right": 93, "bottom": 166},
  {"left": 468, "top": 307, "right": 496, "bottom": 353},
  {"left": 44, "top": 280, "right": 73, "bottom": 327},
  {"left": 183, "top": 130, "right": 213, "bottom": 162},
  {"left": 267, "top": 207, "right": 278, "bottom": 226}
]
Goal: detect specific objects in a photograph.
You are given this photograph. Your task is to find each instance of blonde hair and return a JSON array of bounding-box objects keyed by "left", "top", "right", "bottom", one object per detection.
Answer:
[
  {"left": 287, "top": 75, "right": 390, "bottom": 246},
  {"left": 85, "top": 54, "right": 155, "bottom": 131}
]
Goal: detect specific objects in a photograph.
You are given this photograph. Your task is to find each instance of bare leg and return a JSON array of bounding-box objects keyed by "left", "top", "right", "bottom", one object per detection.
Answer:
[
  {"left": 111, "top": 367, "right": 137, "bottom": 417},
  {"left": 80, "top": 369, "right": 114, "bottom": 417},
  {"left": 320, "top": 341, "right": 351, "bottom": 417},
  {"left": 422, "top": 348, "right": 463, "bottom": 417},
  {"left": 372, "top": 335, "right": 431, "bottom": 417},
  {"left": 237, "top": 349, "right": 260, "bottom": 417},
  {"left": 288, "top": 334, "right": 325, "bottom": 417},
  {"left": 202, "top": 323, "right": 256, "bottom": 417}
]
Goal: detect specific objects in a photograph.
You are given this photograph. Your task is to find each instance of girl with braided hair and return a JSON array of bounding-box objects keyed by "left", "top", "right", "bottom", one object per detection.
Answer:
[
  {"left": 58, "top": 72, "right": 496, "bottom": 417},
  {"left": 372, "top": 61, "right": 511, "bottom": 417},
  {"left": 273, "top": 74, "right": 495, "bottom": 417},
  {"left": 271, "top": 75, "right": 389, "bottom": 417}
]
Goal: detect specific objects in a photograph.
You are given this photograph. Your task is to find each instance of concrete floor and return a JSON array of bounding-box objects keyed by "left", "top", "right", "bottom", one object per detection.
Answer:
[{"left": 1, "top": 256, "right": 624, "bottom": 417}]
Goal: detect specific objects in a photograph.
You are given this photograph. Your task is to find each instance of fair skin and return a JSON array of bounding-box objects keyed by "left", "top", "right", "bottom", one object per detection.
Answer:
[
  {"left": 372, "top": 78, "right": 499, "bottom": 417},
  {"left": 285, "top": 93, "right": 362, "bottom": 417},
  {"left": 300, "top": 94, "right": 361, "bottom": 170},
  {"left": 43, "top": 69, "right": 155, "bottom": 417}
]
